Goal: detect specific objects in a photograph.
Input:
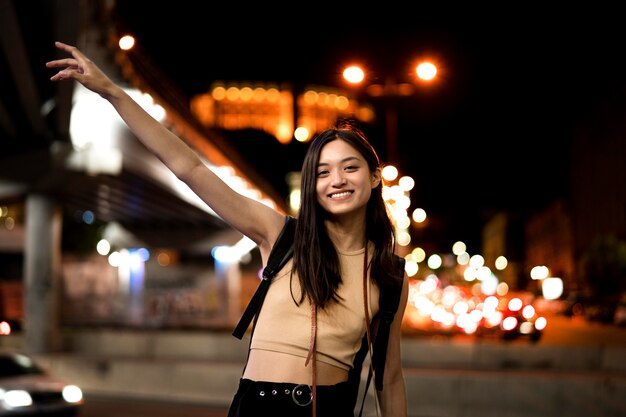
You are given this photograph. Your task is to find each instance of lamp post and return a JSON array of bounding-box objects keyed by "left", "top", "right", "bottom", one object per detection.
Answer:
[
  {"left": 342, "top": 61, "right": 438, "bottom": 164},
  {"left": 342, "top": 61, "right": 438, "bottom": 254}
]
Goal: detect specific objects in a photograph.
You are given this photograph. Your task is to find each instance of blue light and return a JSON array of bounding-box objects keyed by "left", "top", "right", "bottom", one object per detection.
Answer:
[
  {"left": 82, "top": 210, "right": 95, "bottom": 224},
  {"left": 135, "top": 247, "right": 150, "bottom": 262}
]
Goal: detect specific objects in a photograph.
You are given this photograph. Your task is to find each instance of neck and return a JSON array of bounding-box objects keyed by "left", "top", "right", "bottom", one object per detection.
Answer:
[{"left": 325, "top": 215, "right": 366, "bottom": 252}]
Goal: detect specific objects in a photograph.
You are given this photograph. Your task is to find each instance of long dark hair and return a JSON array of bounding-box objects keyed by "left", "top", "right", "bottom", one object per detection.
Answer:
[{"left": 292, "top": 122, "right": 398, "bottom": 308}]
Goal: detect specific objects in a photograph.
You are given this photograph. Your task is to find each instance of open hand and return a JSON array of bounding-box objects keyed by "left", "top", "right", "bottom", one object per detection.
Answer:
[{"left": 46, "top": 41, "right": 117, "bottom": 98}]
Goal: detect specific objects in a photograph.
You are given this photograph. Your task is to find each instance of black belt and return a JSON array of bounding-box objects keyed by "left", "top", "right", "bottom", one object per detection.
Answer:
[{"left": 240, "top": 379, "right": 350, "bottom": 407}]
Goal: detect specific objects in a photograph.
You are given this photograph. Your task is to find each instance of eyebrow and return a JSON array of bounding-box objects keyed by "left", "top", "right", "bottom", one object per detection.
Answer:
[{"left": 317, "top": 156, "right": 360, "bottom": 167}]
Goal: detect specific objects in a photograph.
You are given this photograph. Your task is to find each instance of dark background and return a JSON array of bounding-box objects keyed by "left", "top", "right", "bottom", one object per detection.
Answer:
[{"left": 102, "top": 3, "right": 626, "bottom": 251}]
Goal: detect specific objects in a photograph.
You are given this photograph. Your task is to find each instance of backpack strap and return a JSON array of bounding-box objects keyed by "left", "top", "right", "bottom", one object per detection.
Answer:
[
  {"left": 232, "top": 215, "right": 296, "bottom": 339},
  {"left": 354, "top": 254, "right": 405, "bottom": 417},
  {"left": 372, "top": 254, "right": 405, "bottom": 389}
]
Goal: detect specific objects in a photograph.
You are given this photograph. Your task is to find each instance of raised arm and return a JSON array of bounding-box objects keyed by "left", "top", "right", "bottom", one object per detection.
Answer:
[{"left": 46, "top": 41, "right": 285, "bottom": 254}]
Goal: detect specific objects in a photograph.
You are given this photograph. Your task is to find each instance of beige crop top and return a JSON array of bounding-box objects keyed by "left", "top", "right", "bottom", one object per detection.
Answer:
[{"left": 249, "top": 244, "right": 380, "bottom": 371}]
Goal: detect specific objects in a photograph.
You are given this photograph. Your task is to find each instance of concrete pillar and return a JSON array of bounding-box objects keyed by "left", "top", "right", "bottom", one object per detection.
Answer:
[
  {"left": 23, "top": 194, "right": 63, "bottom": 353},
  {"left": 214, "top": 258, "right": 241, "bottom": 326},
  {"left": 226, "top": 262, "right": 242, "bottom": 325}
]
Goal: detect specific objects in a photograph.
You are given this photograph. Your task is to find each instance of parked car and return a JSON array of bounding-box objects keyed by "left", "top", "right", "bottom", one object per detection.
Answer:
[
  {"left": 473, "top": 295, "right": 547, "bottom": 342},
  {"left": 0, "top": 349, "right": 83, "bottom": 416},
  {"left": 499, "top": 297, "right": 547, "bottom": 342}
]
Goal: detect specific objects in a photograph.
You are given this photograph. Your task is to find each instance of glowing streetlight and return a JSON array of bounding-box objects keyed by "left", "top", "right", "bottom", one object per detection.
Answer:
[
  {"left": 416, "top": 62, "right": 437, "bottom": 81},
  {"left": 341, "top": 60, "right": 438, "bottom": 164}
]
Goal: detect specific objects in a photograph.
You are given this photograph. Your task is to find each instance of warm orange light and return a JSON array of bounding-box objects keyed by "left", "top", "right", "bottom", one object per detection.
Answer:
[
  {"left": 342, "top": 65, "right": 365, "bottom": 84},
  {"left": 118, "top": 35, "right": 135, "bottom": 51},
  {"left": 0, "top": 321, "right": 11, "bottom": 335},
  {"left": 416, "top": 62, "right": 437, "bottom": 81}
]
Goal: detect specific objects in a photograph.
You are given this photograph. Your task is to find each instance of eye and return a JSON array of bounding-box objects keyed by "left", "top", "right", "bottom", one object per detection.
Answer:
[
  {"left": 317, "top": 169, "right": 330, "bottom": 177},
  {"left": 344, "top": 165, "right": 359, "bottom": 172}
]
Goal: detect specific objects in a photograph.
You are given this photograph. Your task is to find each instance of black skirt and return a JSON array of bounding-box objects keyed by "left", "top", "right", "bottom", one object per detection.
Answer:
[{"left": 227, "top": 378, "right": 355, "bottom": 417}]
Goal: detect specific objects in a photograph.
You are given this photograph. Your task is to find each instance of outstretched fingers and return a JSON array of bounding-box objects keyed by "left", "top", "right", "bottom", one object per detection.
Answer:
[
  {"left": 54, "top": 41, "right": 83, "bottom": 57},
  {"left": 47, "top": 61, "right": 79, "bottom": 81},
  {"left": 45, "top": 58, "right": 77, "bottom": 69},
  {"left": 46, "top": 42, "right": 85, "bottom": 81}
]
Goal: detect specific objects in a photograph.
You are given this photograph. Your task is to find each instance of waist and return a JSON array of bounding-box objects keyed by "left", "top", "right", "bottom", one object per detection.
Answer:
[
  {"left": 243, "top": 349, "right": 349, "bottom": 385},
  {"left": 233, "top": 378, "right": 355, "bottom": 415}
]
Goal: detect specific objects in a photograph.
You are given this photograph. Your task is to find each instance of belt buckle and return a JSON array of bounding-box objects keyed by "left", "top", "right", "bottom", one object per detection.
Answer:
[{"left": 291, "top": 383, "right": 312, "bottom": 406}]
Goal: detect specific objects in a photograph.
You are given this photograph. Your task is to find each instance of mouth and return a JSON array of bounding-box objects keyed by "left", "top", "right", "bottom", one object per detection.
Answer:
[{"left": 328, "top": 191, "right": 353, "bottom": 199}]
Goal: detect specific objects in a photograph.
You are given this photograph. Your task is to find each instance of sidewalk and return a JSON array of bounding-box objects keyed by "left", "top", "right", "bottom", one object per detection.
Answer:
[{"left": 4, "top": 328, "right": 624, "bottom": 417}]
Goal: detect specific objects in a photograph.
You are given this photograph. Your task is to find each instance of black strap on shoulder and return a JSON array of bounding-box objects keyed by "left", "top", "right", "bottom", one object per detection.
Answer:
[
  {"left": 372, "top": 255, "right": 405, "bottom": 389},
  {"left": 232, "top": 215, "right": 297, "bottom": 339},
  {"left": 354, "top": 254, "right": 405, "bottom": 416}
]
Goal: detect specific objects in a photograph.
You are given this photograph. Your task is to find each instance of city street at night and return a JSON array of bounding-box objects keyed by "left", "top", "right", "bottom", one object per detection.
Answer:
[
  {"left": 1, "top": 3, "right": 626, "bottom": 417},
  {"left": 4, "top": 312, "right": 624, "bottom": 417}
]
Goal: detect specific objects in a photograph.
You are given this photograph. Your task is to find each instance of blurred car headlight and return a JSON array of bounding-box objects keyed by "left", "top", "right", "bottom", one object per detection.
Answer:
[
  {"left": 534, "top": 316, "right": 548, "bottom": 331},
  {"left": 501, "top": 316, "right": 518, "bottom": 331},
  {"left": 1, "top": 389, "right": 33, "bottom": 408},
  {"left": 519, "top": 321, "right": 534, "bottom": 334},
  {"left": 0, "top": 321, "right": 11, "bottom": 335},
  {"left": 62, "top": 384, "right": 83, "bottom": 403}
]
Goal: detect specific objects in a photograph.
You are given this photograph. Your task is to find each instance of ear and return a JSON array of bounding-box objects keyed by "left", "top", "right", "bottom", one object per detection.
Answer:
[{"left": 371, "top": 168, "right": 382, "bottom": 188}]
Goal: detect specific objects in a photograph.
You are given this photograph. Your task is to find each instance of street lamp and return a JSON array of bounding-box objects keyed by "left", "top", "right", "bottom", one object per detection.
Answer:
[
  {"left": 341, "top": 61, "right": 438, "bottom": 164},
  {"left": 342, "top": 61, "right": 438, "bottom": 254}
]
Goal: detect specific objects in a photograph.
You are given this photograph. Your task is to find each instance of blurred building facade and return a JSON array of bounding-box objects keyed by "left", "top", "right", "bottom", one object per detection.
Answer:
[{"left": 482, "top": 91, "right": 626, "bottom": 302}]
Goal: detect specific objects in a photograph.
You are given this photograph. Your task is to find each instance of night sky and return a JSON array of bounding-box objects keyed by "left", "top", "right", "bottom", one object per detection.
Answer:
[{"left": 111, "top": 2, "right": 626, "bottom": 252}]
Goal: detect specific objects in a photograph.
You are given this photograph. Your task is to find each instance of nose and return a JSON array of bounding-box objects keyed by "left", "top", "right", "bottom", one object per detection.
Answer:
[{"left": 331, "top": 170, "right": 347, "bottom": 187}]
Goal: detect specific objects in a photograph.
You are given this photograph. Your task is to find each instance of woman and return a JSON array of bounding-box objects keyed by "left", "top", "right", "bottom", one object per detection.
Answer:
[{"left": 47, "top": 41, "right": 408, "bottom": 417}]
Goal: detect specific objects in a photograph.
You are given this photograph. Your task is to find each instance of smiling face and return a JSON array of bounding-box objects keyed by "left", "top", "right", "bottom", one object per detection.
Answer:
[{"left": 315, "top": 139, "right": 381, "bottom": 218}]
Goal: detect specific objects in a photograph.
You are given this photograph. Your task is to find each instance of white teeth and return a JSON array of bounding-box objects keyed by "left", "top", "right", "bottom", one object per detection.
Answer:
[{"left": 330, "top": 191, "right": 351, "bottom": 198}]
